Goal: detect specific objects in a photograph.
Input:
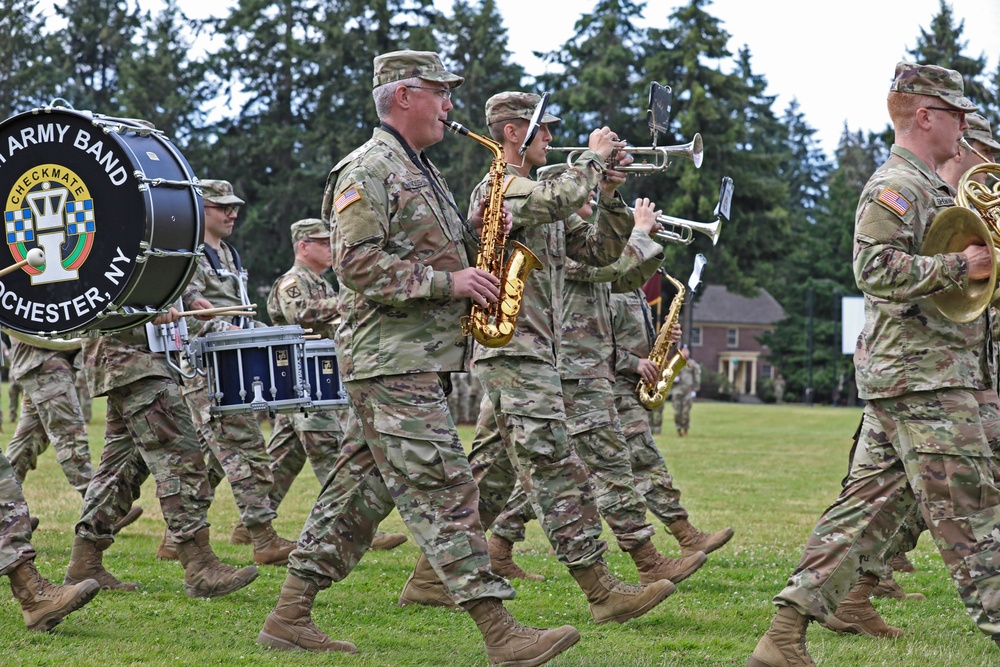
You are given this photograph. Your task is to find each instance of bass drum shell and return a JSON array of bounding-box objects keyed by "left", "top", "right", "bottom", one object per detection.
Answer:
[{"left": 0, "top": 107, "right": 203, "bottom": 335}]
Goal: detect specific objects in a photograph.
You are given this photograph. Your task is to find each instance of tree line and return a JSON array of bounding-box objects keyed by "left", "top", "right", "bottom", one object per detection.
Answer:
[{"left": 2, "top": 0, "right": 996, "bottom": 403}]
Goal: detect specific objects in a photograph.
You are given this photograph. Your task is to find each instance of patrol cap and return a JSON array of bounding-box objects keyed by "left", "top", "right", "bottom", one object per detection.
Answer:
[
  {"left": 290, "top": 218, "right": 330, "bottom": 244},
  {"left": 486, "top": 92, "right": 561, "bottom": 126},
  {"left": 965, "top": 113, "right": 1000, "bottom": 151},
  {"left": 200, "top": 179, "right": 245, "bottom": 205},
  {"left": 889, "top": 61, "right": 978, "bottom": 112},
  {"left": 372, "top": 50, "right": 464, "bottom": 89}
]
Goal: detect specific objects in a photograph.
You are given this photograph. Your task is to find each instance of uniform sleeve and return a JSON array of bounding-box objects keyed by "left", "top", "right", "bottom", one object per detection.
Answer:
[
  {"left": 503, "top": 153, "right": 605, "bottom": 230},
  {"left": 182, "top": 261, "right": 232, "bottom": 338},
  {"left": 268, "top": 273, "right": 340, "bottom": 339},
  {"left": 564, "top": 189, "right": 635, "bottom": 268},
  {"left": 567, "top": 228, "right": 663, "bottom": 291}
]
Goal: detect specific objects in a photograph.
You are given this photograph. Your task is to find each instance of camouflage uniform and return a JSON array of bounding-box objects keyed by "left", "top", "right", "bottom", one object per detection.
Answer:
[
  {"left": 181, "top": 240, "right": 277, "bottom": 529},
  {"left": 0, "top": 450, "right": 35, "bottom": 576},
  {"left": 287, "top": 123, "right": 513, "bottom": 604},
  {"left": 8, "top": 378, "right": 22, "bottom": 424},
  {"left": 4, "top": 339, "right": 92, "bottom": 495},
  {"left": 73, "top": 350, "right": 93, "bottom": 423},
  {"left": 670, "top": 357, "right": 700, "bottom": 435}
]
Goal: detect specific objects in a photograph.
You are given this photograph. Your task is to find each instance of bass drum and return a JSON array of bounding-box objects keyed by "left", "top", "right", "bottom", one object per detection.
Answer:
[{"left": 0, "top": 106, "right": 203, "bottom": 335}]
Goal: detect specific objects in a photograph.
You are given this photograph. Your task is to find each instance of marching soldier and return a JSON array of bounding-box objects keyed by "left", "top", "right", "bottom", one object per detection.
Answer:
[{"left": 670, "top": 345, "right": 700, "bottom": 437}]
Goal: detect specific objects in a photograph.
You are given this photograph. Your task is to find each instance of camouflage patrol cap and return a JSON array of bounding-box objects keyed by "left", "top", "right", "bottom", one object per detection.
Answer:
[
  {"left": 889, "top": 61, "right": 978, "bottom": 112},
  {"left": 372, "top": 50, "right": 464, "bottom": 89},
  {"left": 290, "top": 218, "right": 330, "bottom": 244},
  {"left": 485, "top": 92, "right": 561, "bottom": 126},
  {"left": 200, "top": 179, "right": 245, "bottom": 205},
  {"left": 965, "top": 113, "right": 1000, "bottom": 151}
]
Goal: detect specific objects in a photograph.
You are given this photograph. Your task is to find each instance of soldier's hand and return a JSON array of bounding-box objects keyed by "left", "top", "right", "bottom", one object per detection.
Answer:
[
  {"left": 632, "top": 198, "right": 662, "bottom": 235},
  {"left": 637, "top": 358, "right": 659, "bottom": 385},
  {"left": 667, "top": 323, "right": 682, "bottom": 344},
  {"left": 470, "top": 199, "right": 512, "bottom": 235},
  {"left": 189, "top": 297, "right": 216, "bottom": 321},
  {"left": 964, "top": 243, "right": 993, "bottom": 280},
  {"left": 152, "top": 307, "right": 181, "bottom": 326},
  {"left": 588, "top": 126, "right": 626, "bottom": 161},
  {"left": 453, "top": 267, "right": 501, "bottom": 308}
]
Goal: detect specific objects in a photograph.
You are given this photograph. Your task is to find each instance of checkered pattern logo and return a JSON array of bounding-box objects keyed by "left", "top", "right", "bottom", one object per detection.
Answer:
[
  {"left": 65, "top": 199, "right": 95, "bottom": 235},
  {"left": 5, "top": 209, "right": 35, "bottom": 244}
]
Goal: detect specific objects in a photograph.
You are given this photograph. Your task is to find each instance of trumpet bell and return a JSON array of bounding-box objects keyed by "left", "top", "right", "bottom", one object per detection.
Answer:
[{"left": 922, "top": 207, "right": 997, "bottom": 323}]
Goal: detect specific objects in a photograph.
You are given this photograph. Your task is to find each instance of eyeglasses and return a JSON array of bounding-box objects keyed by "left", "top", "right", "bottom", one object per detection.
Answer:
[
  {"left": 925, "top": 106, "right": 966, "bottom": 118},
  {"left": 205, "top": 204, "right": 240, "bottom": 216},
  {"left": 301, "top": 238, "right": 329, "bottom": 245},
  {"left": 406, "top": 86, "right": 452, "bottom": 100}
]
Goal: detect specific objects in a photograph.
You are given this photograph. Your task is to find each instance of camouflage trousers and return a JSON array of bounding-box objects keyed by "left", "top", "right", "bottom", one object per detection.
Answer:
[
  {"left": 181, "top": 374, "right": 276, "bottom": 528},
  {"left": 775, "top": 388, "right": 1000, "bottom": 637},
  {"left": 288, "top": 372, "right": 513, "bottom": 604},
  {"left": 6, "top": 356, "right": 92, "bottom": 495},
  {"left": 75, "top": 367, "right": 93, "bottom": 424},
  {"left": 7, "top": 380, "right": 22, "bottom": 424},
  {"left": 0, "top": 451, "right": 35, "bottom": 576},
  {"left": 266, "top": 409, "right": 345, "bottom": 510},
  {"left": 648, "top": 400, "right": 664, "bottom": 435},
  {"left": 672, "top": 391, "right": 694, "bottom": 432},
  {"left": 470, "top": 357, "right": 606, "bottom": 569},
  {"left": 76, "top": 377, "right": 212, "bottom": 544}
]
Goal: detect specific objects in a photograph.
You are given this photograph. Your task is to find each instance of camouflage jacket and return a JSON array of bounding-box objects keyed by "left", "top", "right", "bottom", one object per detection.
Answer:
[
  {"left": 324, "top": 127, "right": 470, "bottom": 381},
  {"left": 853, "top": 144, "right": 990, "bottom": 399},
  {"left": 560, "top": 227, "right": 663, "bottom": 381},
  {"left": 267, "top": 261, "right": 340, "bottom": 340},
  {"left": 82, "top": 326, "right": 174, "bottom": 397},
  {"left": 611, "top": 289, "right": 657, "bottom": 397},
  {"left": 672, "top": 358, "right": 701, "bottom": 395},
  {"left": 183, "top": 242, "right": 256, "bottom": 338},
  {"left": 470, "top": 156, "right": 634, "bottom": 366},
  {"left": 9, "top": 338, "right": 78, "bottom": 381}
]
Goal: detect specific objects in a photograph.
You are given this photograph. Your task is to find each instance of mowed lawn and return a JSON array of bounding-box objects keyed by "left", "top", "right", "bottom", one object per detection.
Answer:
[{"left": 0, "top": 394, "right": 995, "bottom": 666}]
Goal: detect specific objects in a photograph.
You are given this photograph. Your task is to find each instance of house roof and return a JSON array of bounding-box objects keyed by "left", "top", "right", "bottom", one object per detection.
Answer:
[{"left": 691, "top": 284, "right": 786, "bottom": 325}]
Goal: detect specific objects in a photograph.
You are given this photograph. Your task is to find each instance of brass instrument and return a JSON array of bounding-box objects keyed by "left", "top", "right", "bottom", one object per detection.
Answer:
[
  {"left": 644, "top": 176, "right": 733, "bottom": 246},
  {"left": 442, "top": 119, "right": 541, "bottom": 348},
  {"left": 547, "top": 134, "right": 703, "bottom": 173},
  {"left": 635, "top": 254, "right": 707, "bottom": 410}
]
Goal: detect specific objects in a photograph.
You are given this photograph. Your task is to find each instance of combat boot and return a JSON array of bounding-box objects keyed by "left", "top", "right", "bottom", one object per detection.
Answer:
[
  {"left": 398, "top": 553, "right": 459, "bottom": 609},
  {"left": 230, "top": 523, "right": 251, "bottom": 545},
  {"left": 872, "top": 574, "right": 924, "bottom": 601},
  {"left": 29, "top": 516, "right": 39, "bottom": 532},
  {"left": 488, "top": 534, "right": 545, "bottom": 582},
  {"left": 626, "top": 539, "right": 707, "bottom": 585},
  {"left": 746, "top": 605, "right": 815, "bottom": 667},
  {"left": 667, "top": 519, "right": 735, "bottom": 557},
  {"left": 257, "top": 572, "right": 358, "bottom": 652},
  {"left": 175, "top": 526, "right": 259, "bottom": 598},
  {"left": 156, "top": 527, "right": 178, "bottom": 560},
  {"left": 112, "top": 504, "right": 143, "bottom": 535},
  {"left": 8, "top": 559, "right": 100, "bottom": 632},
  {"left": 463, "top": 597, "right": 580, "bottom": 667},
  {"left": 64, "top": 536, "right": 139, "bottom": 591},
  {"left": 247, "top": 521, "right": 296, "bottom": 566},
  {"left": 819, "top": 573, "right": 903, "bottom": 638},
  {"left": 371, "top": 530, "right": 408, "bottom": 551},
  {"left": 888, "top": 553, "right": 916, "bottom": 573},
  {"left": 569, "top": 559, "right": 675, "bottom": 625}
]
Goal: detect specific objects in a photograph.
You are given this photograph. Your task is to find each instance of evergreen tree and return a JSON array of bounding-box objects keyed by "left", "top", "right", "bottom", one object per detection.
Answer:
[
  {"left": 0, "top": 0, "right": 61, "bottom": 118},
  {"left": 907, "top": 0, "right": 990, "bottom": 105}
]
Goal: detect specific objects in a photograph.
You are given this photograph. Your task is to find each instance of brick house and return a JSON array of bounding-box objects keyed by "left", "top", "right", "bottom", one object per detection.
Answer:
[{"left": 680, "top": 284, "right": 786, "bottom": 397}]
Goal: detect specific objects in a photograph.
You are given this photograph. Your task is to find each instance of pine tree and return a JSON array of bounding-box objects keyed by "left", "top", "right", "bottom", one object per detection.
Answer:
[
  {"left": 0, "top": 0, "right": 61, "bottom": 118},
  {"left": 906, "top": 0, "right": 990, "bottom": 105}
]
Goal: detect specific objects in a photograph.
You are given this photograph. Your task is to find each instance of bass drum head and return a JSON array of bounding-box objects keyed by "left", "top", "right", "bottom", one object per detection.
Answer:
[{"left": 0, "top": 107, "right": 202, "bottom": 335}]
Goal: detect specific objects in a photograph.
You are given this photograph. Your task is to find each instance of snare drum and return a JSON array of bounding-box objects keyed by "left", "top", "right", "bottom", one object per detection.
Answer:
[
  {"left": 0, "top": 107, "right": 202, "bottom": 335},
  {"left": 200, "top": 326, "right": 309, "bottom": 415},
  {"left": 303, "top": 340, "right": 347, "bottom": 408}
]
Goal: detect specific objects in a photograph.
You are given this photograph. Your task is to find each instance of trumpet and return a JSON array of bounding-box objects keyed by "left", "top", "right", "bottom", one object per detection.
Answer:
[
  {"left": 637, "top": 176, "right": 733, "bottom": 246},
  {"left": 547, "top": 133, "right": 703, "bottom": 173}
]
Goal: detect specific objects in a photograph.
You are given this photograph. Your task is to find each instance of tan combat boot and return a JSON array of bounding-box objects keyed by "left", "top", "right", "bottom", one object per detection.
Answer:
[
  {"left": 230, "top": 523, "right": 251, "bottom": 545},
  {"left": 64, "top": 536, "right": 139, "bottom": 591},
  {"left": 29, "top": 516, "right": 39, "bottom": 532},
  {"left": 747, "top": 605, "right": 816, "bottom": 667},
  {"left": 257, "top": 572, "right": 358, "bottom": 652},
  {"left": 888, "top": 554, "right": 916, "bottom": 573},
  {"left": 247, "top": 521, "right": 296, "bottom": 566},
  {"left": 819, "top": 573, "right": 903, "bottom": 638},
  {"left": 668, "top": 519, "right": 735, "bottom": 557},
  {"left": 156, "top": 527, "right": 178, "bottom": 560},
  {"left": 569, "top": 559, "right": 675, "bottom": 625},
  {"left": 464, "top": 597, "right": 580, "bottom": 667},
  {"left": 175, "top": 526, "right": 259, "bottom": 598},
  {"left": 872, "top": 574, "right": 924, "bottom": 601},
  {"left": 9, "top": 559, "right": 100, "bottom": 631},
  {"left": 112, "top": 504, "right": 143, "bottom": 535},
  {"left": 398, "top": 553, "right": 459, "bottom": 609},
  {"left": 626, "top": 539, "right": 707, "bottom": 585},
  {"left": 371, "top": 531, "right": 408, "bottom": 551},
  {"left": 488, "top": 534, "right": 545, "bottom": 582}
]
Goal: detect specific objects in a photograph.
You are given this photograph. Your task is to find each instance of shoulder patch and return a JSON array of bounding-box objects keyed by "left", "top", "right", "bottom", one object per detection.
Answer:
[
  {"left": 335, "top": 185, "right": 362, "bottom": 213},
  {"left": 876, "top": 187, "right": 910, "bottom": 217}
]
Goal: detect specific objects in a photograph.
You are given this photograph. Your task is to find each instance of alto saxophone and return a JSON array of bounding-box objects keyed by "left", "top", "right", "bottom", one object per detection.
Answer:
[
  {"left": 442, "top": 120, "right": 542, "bottom": 348},
  {"left": 635, "top": 271, "right": 687, "bottom": 410}
]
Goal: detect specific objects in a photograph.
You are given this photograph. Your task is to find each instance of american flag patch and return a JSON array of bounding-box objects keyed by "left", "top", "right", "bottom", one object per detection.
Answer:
[
  {"left": 877, "top": 188, "right": 910, "bottom": 216},
  {"left": 334, "top": 186, "right": 361, "bottom": 213}
]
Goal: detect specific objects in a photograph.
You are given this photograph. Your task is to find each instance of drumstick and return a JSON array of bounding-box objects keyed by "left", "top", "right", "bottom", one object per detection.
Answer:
[
  {"left": 0, "top": 248, "right": 45, "bottom": 278},
  {"left": 302, "top": 334, "right": 323, "bottom": 340},
  {"left": 174, "top": 305, "right": 257, "bottom": 317}
]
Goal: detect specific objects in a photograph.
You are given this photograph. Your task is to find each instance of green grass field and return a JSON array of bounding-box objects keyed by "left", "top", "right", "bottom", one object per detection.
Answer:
[{"left": 0, "top": 396, "right": 995, "bottom": 666}]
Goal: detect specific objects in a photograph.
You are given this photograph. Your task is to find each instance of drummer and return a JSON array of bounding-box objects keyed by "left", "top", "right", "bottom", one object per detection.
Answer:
[{"left": 156, "top": 179, "right": 296, "bottom": 567}]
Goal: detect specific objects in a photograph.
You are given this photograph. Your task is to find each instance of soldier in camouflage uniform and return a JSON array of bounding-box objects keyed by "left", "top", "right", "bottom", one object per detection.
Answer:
[
  {"left": 400, "top": 91, "right": 676, "bottom": 627},
  {"left": 8, "top": 377, "right": 22, "bottom": 424},
  {"left": 64, "top": 309, "right": 258, "bottom": 599},
  {"left": 0, "top": 450, "right": 101, "bottom": 631},
  {"left": 748, "top": 62, "right": 1000, "bottom": 667},
  {"left": 258, "top": 51, "right": 580, "bottom": 666},
  {"left": 167, "top": 179, "right": 295, "bottom": 567},
  {"left": 73, "top": 349, "right": 93, "bottom": 424},
  {"left": 670, "top": 345, "right": 700, "bottom": 436},
  {"left": 247, "top": 217, "right": 406, "bottom": 552}
]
